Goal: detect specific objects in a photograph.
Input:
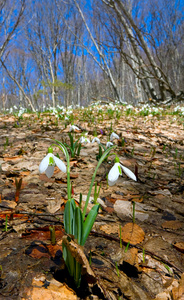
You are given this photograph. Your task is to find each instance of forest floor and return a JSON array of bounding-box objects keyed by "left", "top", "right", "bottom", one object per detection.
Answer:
[{"left": 0, "top": 104, "right": 184, "bottom": 300}]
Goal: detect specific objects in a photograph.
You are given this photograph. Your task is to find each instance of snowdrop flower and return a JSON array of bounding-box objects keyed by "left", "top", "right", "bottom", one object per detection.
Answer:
[
  {"left": 110, "top": 132, "right": 120, "bottom": 141},
  {"left": 108, "top": 156, "right": 136, "bottom": 186},
  {"left": 69, "top": 125, "right": 80, "bottom": 132},
  {"left": 92, "top": 137, "right": 101, "bottom": 144},
  {"left": 106, "top": 141, "right": 113, "bottom": 148},
  {"left": 39, "top": 147, "right": 66, "bottom": 178},
  {"left": 80, "top": 136, "right": 90, "bottom": 144}
]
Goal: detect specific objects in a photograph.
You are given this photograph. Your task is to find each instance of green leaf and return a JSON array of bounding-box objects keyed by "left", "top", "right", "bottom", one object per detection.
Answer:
[
  {"left": 77, "top": 143, "right": 82, "bottom": 156},
  {"left": 74, "top": 260, "right": 82, "bottom": 287},
  {"left": 81, "top": 204, "right": 100, "bottom": 246},
  {"left": 73, "top": 207, "right": 83, "bottom": 245},
  {"left": 82, "top": 145, "right": 115, "bottom": 218},
  {"left": 68, "top": 132, "right": 74, "bottom": 149},
  {"left": 62, "top": 243, "right": 75, "bottom": 276},
  {"left": 64, "top": 200, "right": 74, "bottom": 234},
  {"left": 99, "top": 143, "right": 106, "bottom": 151},
  {"left": 71, "top": 198, "right": 76, "bottom": 210}
]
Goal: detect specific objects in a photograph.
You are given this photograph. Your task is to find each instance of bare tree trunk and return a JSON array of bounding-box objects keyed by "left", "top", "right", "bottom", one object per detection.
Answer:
[
  {"left": 1, "top": 59, "right": 35, "bottom": 111},
  {"left": 0, "top": 0, "right": 26, "bottom": 60},
  {"left": 73, "top": 0, "right": 122, "bottom": 103},
  {"left": 102, "top": 0, "right": 177, "bottom": 102},
  {"left": 48, "top": 58, "right": 55, "bottom": 108}
]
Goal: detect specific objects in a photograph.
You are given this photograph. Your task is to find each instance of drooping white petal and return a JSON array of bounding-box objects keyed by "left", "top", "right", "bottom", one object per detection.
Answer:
[
  {"left": 84, "top": 138, "right": 90, "bottom": 144},
  {"left": 108, "top": 162, "right": 120, "bottom": 186},
  {"left": 120, "top": 164, "right": 137, "bottom": 181},
  {"left": 79, "top": 136, "right": 85, "bottom": 143},
  {"left": 45, "top": 165, "right": 55, "bottom": 178},
  {"left": 80, "top": 136, "right": 90, "bottom": 144},
  {"left": 110, "top": 132, "right": 120, "bottom": 141},
  {"left": 53, "top": 155, "right": 66, "bottom": 173},
  {"left": 92, "top": 137, "right": 100, "bottom": 144},
  {"left": 69, "top": 125, "right": 80, "bottom": 132},
  {"left": 39, "top": 153, "right": 51, "bottom": 173},
  {"left": 106, "top": 141, "right": 113, "bottom": 148}
]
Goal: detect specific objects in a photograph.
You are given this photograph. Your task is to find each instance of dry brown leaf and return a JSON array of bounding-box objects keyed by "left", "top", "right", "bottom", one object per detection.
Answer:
[
  {"left": 1, "top": 116, "right": 16, "bottom": 122},
  {"left": 39, "top": 174, "right": 55, "bottom": 182},
  {"left": 47, "top": 244, "right": 63, "bottom": 258},
  {"left": 22, "top": 226, "right": 65, "bottom": 241},
  {"left": 70, "top": 173, "right": 79, "bottom": 179},
  {"left": 172, "top": 273, "right": 184, "bottom": 300},
  {"left": 100, "top": 223, "right": 119, "bottom": 235},
  {"left": 126, "top": 194, "right": 144, "bottom": 203},
  {"left": 60, "top": 235, "right": 96, "bottom": 283},
  {"left": 123, "top": 247, "right": 139, "bottom": 268},
  {"left": 28, "top": 245, "right": 50, "bottom": 259},
  {"left": 24, "top": 277, "right": 77, "bottom": 300},
  {"left": 173, "top": 242, "right": 184, "bottom": 253},
  {"left": 3, "top": 156, "right": 23, "bottom": 161},
  {"left": 162, "top": 220, "right": 183, "bottom": 230},
  {"left": 120, "top": 222, "right": 145, "bottom": 245}
]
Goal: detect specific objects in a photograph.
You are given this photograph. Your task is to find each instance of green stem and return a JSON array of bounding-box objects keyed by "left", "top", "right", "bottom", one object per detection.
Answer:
[
  {"left": 82, "top": 145, "right": 115, "bottom": 218},
  {"left": 52, "top": 141, "right": 71, "bottom": 200}
]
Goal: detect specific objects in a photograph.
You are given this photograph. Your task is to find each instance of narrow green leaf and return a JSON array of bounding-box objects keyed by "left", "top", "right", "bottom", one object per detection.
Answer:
[
  {"left": 79, "top": 193, "right": 82, "bottom": 208},
  {"left": 73, "top": 206, "right": 83, "bottom": 245},
  {"left": 71, "top": 198, "right": 76, "bottom": 210},
  {"left": 99, "top": 143, "right": 106, "bottom": 151},
  {"left": 81, "top": 204, "right": 100, "bottom": 246},
  {"left": 77, "top": 143, "right": 82, "bottom": 156},
  {"left": 68, "top": 132, "right": 73, "bottom": 149},
  {"left": 62, "top": 243, "right": 75, "bottom": 276},
  {"left": 64, "top": 200, "right": 74, "bottom": 234},
  {"left": 82, "top": 145, "right": 115, "bottom": 218},
  {"left": 74, "top": 260, "right": 82, "bottom": 287}
]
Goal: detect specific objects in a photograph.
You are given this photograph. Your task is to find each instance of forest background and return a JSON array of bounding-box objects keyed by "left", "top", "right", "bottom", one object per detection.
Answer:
[{"left": 0, "top": 0, "right": 184, "bottom": 111}]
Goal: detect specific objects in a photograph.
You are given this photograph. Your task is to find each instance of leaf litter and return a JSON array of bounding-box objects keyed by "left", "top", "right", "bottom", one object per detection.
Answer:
[{"left": 0, "top": 106, "right": 184, "bottom": 299}]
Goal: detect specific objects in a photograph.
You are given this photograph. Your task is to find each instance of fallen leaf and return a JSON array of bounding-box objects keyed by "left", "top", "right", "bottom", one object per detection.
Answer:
[
  {"left": 114, "top": 200, "right": 150, "bottom": 221},
  {"left": 172, "top": 273, "right": 184, "bottom": 300},
  {"left": 60, "top": 235, "right": 96, "bottom": 283},
  {"left": 173, "top": 242, "right": 184, "bottom": 253},
  {"left": 39, "top": 174, "right": 55, "bottom": 182},
  {"left": 120, "top": 223, "right": 145, "bottom": 245},
  {"left": 162, "top": 220, "right": 183, "bottom": 230},
  {"left": 99, "top": 223, "right": 119, "bottom": 235},
  {"left": 26, "top": 244, "right": 50, "bottom": 259},
  {"left": 47, "top": 244, "right": 63, "bottom": 258},
  {"left": 22, "top": 226, "right": 65, "bottom": 241},
  {"left": 3, "top": 156, "right": 23, "bottom": 161},
  {"left": 123, "top": 247, "right": 139, "bottom": 267},
  {"left": 24, "top": 277, "right": 77, "bottom": 300}
]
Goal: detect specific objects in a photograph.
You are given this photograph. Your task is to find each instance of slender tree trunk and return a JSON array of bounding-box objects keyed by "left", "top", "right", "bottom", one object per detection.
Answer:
[
  {"left": 1, "top": 59, "right": 35, "bottom": 111},
  {"left": 73, "top": 0, "right": 122, "bottom": 102}
]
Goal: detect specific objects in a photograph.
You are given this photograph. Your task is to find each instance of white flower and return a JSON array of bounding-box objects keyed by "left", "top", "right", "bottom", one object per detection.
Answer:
[
  {"left": 106, "top": 141, "right": 113, "bottom": 148},
  {"left": 108, "top": 162, "right": 137, "bottom": 186},
  {"left": 69, "top": 125, "right": 80, "bottom": 132},
  {"left": 39, "top": 150, "right": 66, "bottom": 178},
  {"left": 80, "top": 136, "right": 90, "bottom": 144},
  {"left": 92, "top": 137, "right": 101, "bottom": 144},
  {"left": 110, "top": 132, "right": 120, "bottom": 141}
]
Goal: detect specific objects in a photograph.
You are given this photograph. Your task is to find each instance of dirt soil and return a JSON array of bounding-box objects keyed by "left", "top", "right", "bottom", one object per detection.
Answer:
[{"left": 0, "top": 108, "right": 184, "bottom": 300}]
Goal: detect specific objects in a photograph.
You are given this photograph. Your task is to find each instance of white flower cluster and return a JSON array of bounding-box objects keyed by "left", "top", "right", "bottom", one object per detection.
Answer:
[{"left": 174, "top": 105, "right": 184, "bottom": 115}]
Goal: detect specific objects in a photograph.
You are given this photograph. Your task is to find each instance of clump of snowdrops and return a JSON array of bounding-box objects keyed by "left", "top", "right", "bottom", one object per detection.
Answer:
[{"left": 39, "top": 134, "right": 136, "bottom": 287}]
